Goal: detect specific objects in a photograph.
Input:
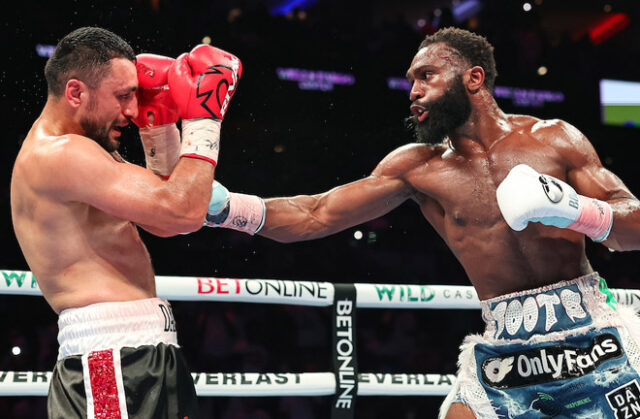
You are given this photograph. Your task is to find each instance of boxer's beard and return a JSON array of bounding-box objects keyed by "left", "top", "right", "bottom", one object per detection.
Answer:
[
  {"left": 80, "top": 95, "right": 119, "bottom": 152},
  {"left": 405, "top": 75, "right": 471, "bottom": 145}
]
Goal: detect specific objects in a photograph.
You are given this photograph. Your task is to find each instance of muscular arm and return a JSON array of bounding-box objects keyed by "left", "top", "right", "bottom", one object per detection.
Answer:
[
  {"left": 258, "top": 145, "right": 423, "bottom": 243},
  {"left": 109, "top": 158, "right": 185, "bottom": 237},
  {"left": 557, "top": 121, "right": 640, "bottom": 250},
  {"left": 41, "top": 135, "right": 214, "bottom": 234}
]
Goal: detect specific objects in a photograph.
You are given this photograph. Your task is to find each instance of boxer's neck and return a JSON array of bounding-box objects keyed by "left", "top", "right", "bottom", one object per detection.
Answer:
[
  {"left": 38, "top": 97, "right": 84, "bottom": 138},
  {"left": 448, "top": 91, "right": 509, "bottom": 153}
]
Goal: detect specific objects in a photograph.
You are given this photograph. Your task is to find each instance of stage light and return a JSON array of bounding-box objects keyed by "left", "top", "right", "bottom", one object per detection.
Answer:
[
  {"left": 493, "top": 85, "right": 564, "bottom": 108},
  {"left": 270, "top": 0, "right": 318, "bottom": 16},
  {"left": 35, "top": 44, "right": 56, "bottom": 58},
  {"left": 387, "top": 77, "right": 412, "bottom": 91},
  {"left": 202, "top": 36, "right": 212, "bottom": 45},
  {"left": 12, "top": 346, "right": 21, "bottom": 356},
  {"left": 523, "top": 3, "right": 532, "bottom": 12},
  {"left": 589, "top": 13, "right": 630, "bottom": 45},
  {"left": 354, "top": 231, "right": 363, "bottom": 240},
  {"left": 276, "top": 67, "right": 355, "bottom": 92},
  {"left": 604, "top": 4, "right": 612, "bottom": 13},
  {"left": 453, "top": 0, "right": 482, "bottom": 23},
  {"left": 537, "top": 66, "right": 548, "bottom": 76}
]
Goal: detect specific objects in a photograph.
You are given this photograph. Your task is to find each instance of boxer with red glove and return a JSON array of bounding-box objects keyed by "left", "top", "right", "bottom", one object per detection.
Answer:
[
  {"left": 132, "top": 54, "right": 181, "bottom": 178},
  {"left": 168, "top": 44, "right": 242, "bottom": 166}
]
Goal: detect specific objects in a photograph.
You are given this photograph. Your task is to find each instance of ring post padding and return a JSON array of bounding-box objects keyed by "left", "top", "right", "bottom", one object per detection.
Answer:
[{"left": 332, "top": 283, "right": 358, "bottom": 419}]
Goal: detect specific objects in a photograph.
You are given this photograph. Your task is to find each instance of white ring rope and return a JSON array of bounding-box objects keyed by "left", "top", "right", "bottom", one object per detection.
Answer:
[
  {"left": 3, "top": 270, "right": 639, "bottom": 309},
  {"left": 0, "top": 371, "right": 456, "bottom": 397},
  {"left": 1, "top": 269, "right": 638, "bottom": 398}
]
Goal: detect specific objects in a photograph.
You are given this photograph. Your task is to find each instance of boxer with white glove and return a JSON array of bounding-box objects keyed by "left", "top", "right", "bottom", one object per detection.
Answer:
[
  {"left": 169, "top": 44, "right": 242, "bottom": 166},
  {"left": 204, "top": 181, "right": 266, "bottom": 235},
  {"left": 496, "top": 164, "right": 613, "bottom": 242},
  {"left": 132, "top": 54, "right": 180, "bottom": 178}
]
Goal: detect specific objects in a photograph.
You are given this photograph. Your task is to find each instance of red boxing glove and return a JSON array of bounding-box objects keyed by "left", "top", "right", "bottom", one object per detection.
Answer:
[
  {"left": 132, "top": 54, "right": 180, "bottom": 128},
  {"left": 133, "top": 54, "right": 181, "bottom": 177},
  {"left": 168, "top": 44, "right": 242, "bottom": 165},
  {"left": 168, "top": 44, "right": 242, "bottom": 121}
]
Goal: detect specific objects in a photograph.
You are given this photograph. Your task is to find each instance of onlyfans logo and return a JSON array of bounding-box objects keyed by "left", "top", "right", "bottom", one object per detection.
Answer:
[
  {"left": 481, "top": 333, "right": 622, "bottom": 389},
  {"left": 483, "top": 357, "right": 514, "bottom": 383}
]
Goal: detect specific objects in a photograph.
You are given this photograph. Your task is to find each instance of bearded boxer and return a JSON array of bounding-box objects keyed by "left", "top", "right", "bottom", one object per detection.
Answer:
[
  {"left": 205, "top": 27, "right": 640, "bottom": 418},
  {"left": 10, "top": 27, "right": 242, "bottom": 418}
]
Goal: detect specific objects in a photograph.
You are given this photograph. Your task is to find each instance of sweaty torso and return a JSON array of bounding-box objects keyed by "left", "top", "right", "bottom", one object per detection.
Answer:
[
  {"left": 405, "top": 115, "right": 592, "bottom": 299},
  {"left": 10, "top": 123, "right": 156, "bottom": 313}
]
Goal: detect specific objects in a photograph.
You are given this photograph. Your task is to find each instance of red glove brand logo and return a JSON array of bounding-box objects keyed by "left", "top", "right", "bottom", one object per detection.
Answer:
[
  {"left": 196, "top": 57, "right": 240, "bottom": 120},
  {"left": 135, "top": 62, "right": 154, "bottom": 78}
]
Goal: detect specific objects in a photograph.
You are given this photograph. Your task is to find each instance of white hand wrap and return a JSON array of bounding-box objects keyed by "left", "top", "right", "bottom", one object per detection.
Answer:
[
  {"left": 180, "top": 118, "right": 221, "bottom": 166},
  {"left": 204, "top": 181, "right": 266, "bottom": 235},
  {"left": 139, "top": 124, "right": 181, "bottom": 178},
  {"left": 221, "top": 192, "right": 266, "bottom": 235}
]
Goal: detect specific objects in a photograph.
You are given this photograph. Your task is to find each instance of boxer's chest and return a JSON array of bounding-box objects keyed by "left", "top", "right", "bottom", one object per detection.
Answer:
[{"left": 410, "top": 137, "right": 567, "bottom": 226}]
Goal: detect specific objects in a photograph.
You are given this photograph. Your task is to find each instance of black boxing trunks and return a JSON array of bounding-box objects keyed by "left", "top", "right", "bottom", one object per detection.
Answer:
[
  {"left": 47, "top": 298, "right": 198, "bottom": 419},
  {"left": 439, "top": 273, "right": 640, "bottom": 418}
]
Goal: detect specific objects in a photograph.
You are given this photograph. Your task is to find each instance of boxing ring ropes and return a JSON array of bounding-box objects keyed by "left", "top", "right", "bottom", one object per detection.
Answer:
[{"left": 1, "top": 269, "right": 640, "bottom": 414}]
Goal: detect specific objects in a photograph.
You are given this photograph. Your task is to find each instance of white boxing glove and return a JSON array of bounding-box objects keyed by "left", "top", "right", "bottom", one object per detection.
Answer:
[
  {"left": 204, "top": 181, "right": 266, "bottom": 235},
  {"left": 496, "top": 164, "right": 613, "bottom": 242}
]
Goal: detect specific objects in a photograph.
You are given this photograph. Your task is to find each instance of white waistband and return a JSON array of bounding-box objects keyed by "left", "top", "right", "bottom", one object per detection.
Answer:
[
  {"left": 480, "top": 272, "right": 604, "bottom": 311},
  {"left": 57, "top": 298, "right": 178, "bottom": 360},
  {"left": 480, "top": 272, "right": 619, "bottom": 342}
]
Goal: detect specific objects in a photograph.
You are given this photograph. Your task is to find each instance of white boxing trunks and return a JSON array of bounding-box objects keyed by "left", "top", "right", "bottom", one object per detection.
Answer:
[{"left": 48, "top": 298, "right": 198, "bottom": 419}]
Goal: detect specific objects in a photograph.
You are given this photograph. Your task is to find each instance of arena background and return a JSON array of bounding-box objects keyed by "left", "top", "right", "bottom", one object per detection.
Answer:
[{"left": 1, "top": 0, "right": 640, "bottom": 417}]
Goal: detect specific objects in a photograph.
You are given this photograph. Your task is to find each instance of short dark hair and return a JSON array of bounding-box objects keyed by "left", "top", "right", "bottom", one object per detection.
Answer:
[
  {"left": 44, "top": 27, "right": 135, "bottom": 97},
  {"left": 419, "top": 27, "right": 497, "bottom": 91}
]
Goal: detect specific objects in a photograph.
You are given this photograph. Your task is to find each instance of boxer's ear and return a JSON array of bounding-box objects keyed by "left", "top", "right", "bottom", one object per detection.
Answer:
[
  {"left": 465, "top": 66, "right": 485, "bottom": 94},
  {"left": 65, "top": 79, "right": 86, "bottom": 108}
]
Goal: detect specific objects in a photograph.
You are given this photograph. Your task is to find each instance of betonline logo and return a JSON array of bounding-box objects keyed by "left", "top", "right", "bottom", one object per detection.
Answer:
[
  {"left": 197, "top": 278, "right": 330, "bottom": 299},
  {"left": 335, "top": 299, "right": 356, "bottom": 409},
  {"left": 481, "top": 333, "right": 622, "bottom": 389}
]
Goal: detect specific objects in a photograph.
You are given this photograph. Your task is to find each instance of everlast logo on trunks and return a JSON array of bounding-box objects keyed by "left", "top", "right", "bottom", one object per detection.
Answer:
[
  {"left": 486, "top": 283, "right": 592, "bottom": 340},
  {"left": 480, "top": 333, "right": 622, "bottom": 389},
  {"left": 606, "top": 380, "right": 640, "bottom": 419}
]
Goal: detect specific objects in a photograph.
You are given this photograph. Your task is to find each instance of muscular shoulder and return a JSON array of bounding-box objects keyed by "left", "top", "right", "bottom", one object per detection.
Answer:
[
  {"left": 526, "top": 118, "right": 599, "bottom": 167},
  {"left": 18, "top": 134, "right": 115, "bottom": 198},
  {"left": 372, "top": 142, "right": 442, "bottom": 178}
]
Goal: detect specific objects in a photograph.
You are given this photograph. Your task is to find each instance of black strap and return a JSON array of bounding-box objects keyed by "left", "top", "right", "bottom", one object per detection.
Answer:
[{"left": 331, "top": 283, "right": 358, "bottom": 419}]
